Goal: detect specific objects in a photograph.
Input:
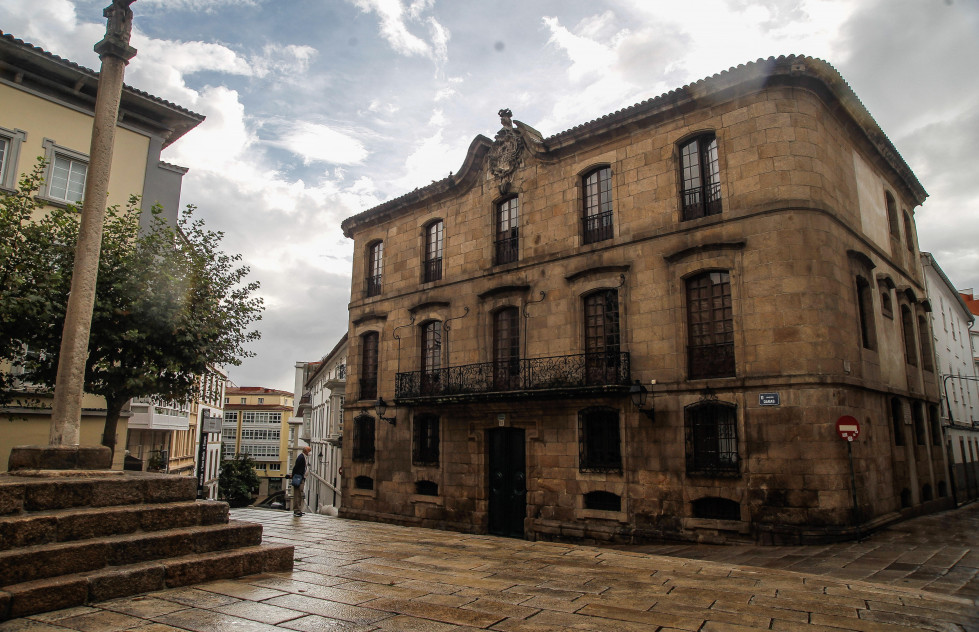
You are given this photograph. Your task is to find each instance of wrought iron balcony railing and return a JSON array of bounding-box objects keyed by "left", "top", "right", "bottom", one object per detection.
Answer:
[{"left": 395, "top": 352, "right": 630, "bottom": 403}]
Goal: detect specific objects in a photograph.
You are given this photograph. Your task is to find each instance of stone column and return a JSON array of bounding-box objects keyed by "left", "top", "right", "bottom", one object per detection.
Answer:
[{"left": 47, "top": 1, "right": 138, "bottom": 449}]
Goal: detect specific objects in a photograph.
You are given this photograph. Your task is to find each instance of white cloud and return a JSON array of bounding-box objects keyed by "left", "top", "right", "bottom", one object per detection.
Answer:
[
  {"left": 346, "top": 0, "right": 449, "bottom": 63},
  {"left": 271, "top": 121, "right": 369, "bottom": 166},
  {"left": 138, "top": 0, "right": 261, "bottom": 11}
]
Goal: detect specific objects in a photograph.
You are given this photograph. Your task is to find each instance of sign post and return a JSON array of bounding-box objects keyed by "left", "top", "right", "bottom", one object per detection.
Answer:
[{"left": 836, "top": 415, "right": 861, "bottom": 532}]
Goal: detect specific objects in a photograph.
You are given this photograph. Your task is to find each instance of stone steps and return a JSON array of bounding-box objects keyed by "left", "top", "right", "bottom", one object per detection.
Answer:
[
  {"left": 0, "top": 500, "right": 229, "bottom": 550},
  {"left": 1, "top": 543, "right": 295, "bottom": 620},
  {"left": 0, "top": 471, "right": 294, "bottom": 621}
]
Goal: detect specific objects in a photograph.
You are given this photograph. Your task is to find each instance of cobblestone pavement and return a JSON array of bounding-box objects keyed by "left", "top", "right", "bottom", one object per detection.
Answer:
[
  {"left": 613, "top": 501, "right": 979, "bottom": 603},
  {"left": 2, "top": 506, "right": 977, "bottom": 632}
]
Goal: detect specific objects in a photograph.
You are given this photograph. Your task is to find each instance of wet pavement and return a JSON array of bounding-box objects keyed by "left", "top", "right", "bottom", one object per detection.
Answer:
[
  {"left": 1, "top": 504, "right": 976, "bottom": 631},
  {"left": 613, "top": 501, "right": 979, "bottom": 602}
]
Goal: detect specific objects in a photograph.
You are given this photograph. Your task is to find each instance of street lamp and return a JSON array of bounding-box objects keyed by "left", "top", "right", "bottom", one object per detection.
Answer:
[
  {"left": 629, "top": 380, "right": 656, "bottom": 422},
  {"left": 375, "top": 397, "right": 398, "bottom": 425}
]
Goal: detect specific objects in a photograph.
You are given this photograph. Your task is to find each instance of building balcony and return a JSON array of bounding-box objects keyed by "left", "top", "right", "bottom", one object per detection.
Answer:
[
  {"left": 395, "top": 352, "right": 630, "bottom": 404},
  {"left": 128, "top": 398, "right": 190, "bottom": 431}
]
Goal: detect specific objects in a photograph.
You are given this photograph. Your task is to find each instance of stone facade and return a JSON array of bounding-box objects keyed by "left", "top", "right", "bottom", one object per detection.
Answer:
[{"left": 339, "top": 56, "right": 950, "bottom": 544}]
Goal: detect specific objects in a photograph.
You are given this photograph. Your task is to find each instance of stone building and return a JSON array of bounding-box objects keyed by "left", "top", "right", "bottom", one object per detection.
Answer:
[{"left": 339, "top": 56, "right": 949, "bottom": 544}]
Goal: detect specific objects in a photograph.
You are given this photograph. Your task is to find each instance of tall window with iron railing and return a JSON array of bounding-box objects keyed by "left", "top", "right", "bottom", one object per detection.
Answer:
[
  {"left": 493, "top": 307, "right": 520, "bottom": 390},
  {"left": 584, "top": 289, "right": 620, "bottom": 385},
  {"left": 366, "top": 241, "right": 383, "bottom": 297},
  {"left": 582, "top": 166, "right": 613, "bottom": 244},
  {"left": 424, "top": 220, "right": 444, "bottom": 282},
  {"left": 421, "top": 320, "right": 442, "bottom": 395},
  {"left": 495, "top": 197, "right": 519, "bottom": 264},
  {"left": 679, "top": 134, "right": 722, "bottom": 220},
  {"left": 686, "top": 271, "right": 734, "bottom": 379},
  {"left": 360, "top": 331, "right": 379, "bottom": 400}
]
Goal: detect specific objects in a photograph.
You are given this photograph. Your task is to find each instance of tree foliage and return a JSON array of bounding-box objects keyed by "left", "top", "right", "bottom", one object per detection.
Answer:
[
  {"left": 0, "top": 159, "right": 263, "bottom": 456},
  {"left": 218, "top": 453, "right": 261, "bottom": 507}
]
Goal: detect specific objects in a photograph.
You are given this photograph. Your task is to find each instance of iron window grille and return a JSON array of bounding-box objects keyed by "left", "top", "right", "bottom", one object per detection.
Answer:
[
  {"left": 424, "top": 220, "right": 444, "bottom": 282},
  {"left": 684, "top": 400, "right": 739, "bottom": 477},
  {"left": 366, "top": 241, "right": 383, "bottom": 297},
  {"left": 360, "top": 332, "right": 379, "bottom": 400},
  {"left": 578, "top": 407, "right": 622, "bottom": 473},
  {"left": 679, "top": 134, "right": 722, "bottom": 220},
  {"left": 582, "top": 167, "right": 613, "bottom": 244},
  {"left": 413, "top": 413, "right": 440, "bottom": 465},
  {"left": 495, "top": 197, "right": 519, "bottom": 264},
  {"left": 352, "top": 413, "right": 375, "bottom": 462},
  {"left": 686, "top": 271, "right": 735, "bottom": 380}
]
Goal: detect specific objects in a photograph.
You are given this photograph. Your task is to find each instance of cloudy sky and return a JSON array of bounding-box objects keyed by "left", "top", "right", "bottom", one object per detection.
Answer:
[{"left": 2, "top": 0, "right": 977, "bottom": 393}]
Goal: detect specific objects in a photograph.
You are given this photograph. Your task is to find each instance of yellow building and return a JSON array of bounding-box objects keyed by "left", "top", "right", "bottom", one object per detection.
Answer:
[
  {"left": 0, "top": 30, "right": 204, "bottom": 470},
  {"left": 221, "top": 387, "right": 294, "bottom": 499}
]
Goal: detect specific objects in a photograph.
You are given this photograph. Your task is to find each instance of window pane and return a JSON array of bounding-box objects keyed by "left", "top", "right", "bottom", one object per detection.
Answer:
[
  {"left": 367, "top": 241, "right": 383, "bottom": 296},
  {"left": 687, "top": 271, "right": 734, "bottom": 379},
  {"left": 0, "top": 138, "right": 7, "bottom": 174},
  {"left": 582, "top": 167, "right": 613, "bottom": 243},
  {"left": 425, "top": 221, "right": 443, "bottom": 281},
  {"left": 361, "top": 332, "right": 378, "bottom": 400},
  {"left": 496, "top": 198, "right": 519, "bottom": 264}
]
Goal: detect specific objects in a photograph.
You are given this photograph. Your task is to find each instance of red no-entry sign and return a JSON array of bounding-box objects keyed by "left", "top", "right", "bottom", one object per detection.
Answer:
[{"left": 836, "top": 416, "right": 860, "bottom": 441}]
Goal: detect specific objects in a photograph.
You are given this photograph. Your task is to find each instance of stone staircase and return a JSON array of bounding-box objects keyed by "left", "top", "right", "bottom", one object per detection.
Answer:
[{"left": 0, "top": 471, "right": 294, "bottom": 621}]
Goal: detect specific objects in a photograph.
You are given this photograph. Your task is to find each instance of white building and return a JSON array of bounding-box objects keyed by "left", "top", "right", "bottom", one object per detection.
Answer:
[
  {"left": 193, "top": 366, "right": 227, "bottom": 500},
  {"left": 296, "top": 334, "right": 347, "bottom": 515},
  {"left": 921, "top": 253, "right": 979, "bottom": 503}
]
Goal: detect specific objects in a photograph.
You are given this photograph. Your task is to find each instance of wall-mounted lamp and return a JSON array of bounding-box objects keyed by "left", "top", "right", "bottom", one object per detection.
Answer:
[
  {"left": 375, "top": 397, "right": 398, "bottom": 425},
  {"left": 629, "top": 380, "right": 656, "bottom": 422}
]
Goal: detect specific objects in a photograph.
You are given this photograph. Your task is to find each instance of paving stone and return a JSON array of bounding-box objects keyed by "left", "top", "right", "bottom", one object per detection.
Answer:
[
  {"left": 360, "top": 598, "right": 501, "bottom": 628},
  {"left": 96, "top": 597, "right": 187, "bottom": 619},
  {"left": 276, "top": 614, "right": 377, "bottom": 632},
  {"left": 151, "top": 609, "right": 286, "bottom": 632},
  {"left": 212, "top": 601, "right": 306, "bottom": 625},
  {"left": 261, "top": 594, "right": 392, "bottom": 625},
  {"left": 54, "top": 610, "right": 146, "bottom": 632}
]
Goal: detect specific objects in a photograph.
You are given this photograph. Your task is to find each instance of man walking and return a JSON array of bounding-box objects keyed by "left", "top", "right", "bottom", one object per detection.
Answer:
[{"left": 292, "top": 445, "right": 311, "bottom": 517}]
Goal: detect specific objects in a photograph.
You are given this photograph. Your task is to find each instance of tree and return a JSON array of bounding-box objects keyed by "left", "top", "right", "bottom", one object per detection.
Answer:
[
  {"left": 0, "top": 159, "right": 263, "bottom": 457},
  {"left": 218, "top": 453, "right": 261, "bottom": 507}
]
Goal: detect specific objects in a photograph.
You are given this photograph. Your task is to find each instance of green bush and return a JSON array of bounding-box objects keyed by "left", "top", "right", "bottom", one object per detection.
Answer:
[{"left": 218, "top": 453, "right": 260, "bottom": 507}]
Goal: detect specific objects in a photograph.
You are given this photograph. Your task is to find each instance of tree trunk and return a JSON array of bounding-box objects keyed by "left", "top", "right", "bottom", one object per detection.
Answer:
[{"left": 101, "top": 395, "right": 129, "bottom": 462}]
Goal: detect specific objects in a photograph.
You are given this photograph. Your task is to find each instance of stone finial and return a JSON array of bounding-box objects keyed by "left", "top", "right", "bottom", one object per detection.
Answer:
[
  {"left": 498, "top": 108, "right": 513, "bottom": 128},
  {"left": 94, "top": 0, "right": 137, "bottom": 62}
]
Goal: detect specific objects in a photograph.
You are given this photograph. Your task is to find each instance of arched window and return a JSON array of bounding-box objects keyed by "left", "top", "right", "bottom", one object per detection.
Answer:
[
  {"left": 360, "top": 332, "right": 379, "bottom": 400},
  {"left": 903, "top": 211, "right": 915, "bottom": 252},
  {"left": 584, "top": 491, "right": 621, "bottom": 511},
  {"left": 578, "top": 407, "right": 622, "bottom": 472},
  {"left": 420, "top": 320, "right": 442, "bottom": 395},
  {"left": 686, "top": 271, "right": 734, "bottom": 379},
  {"left": 495, "top": 197, "right": 519, "bottom": 264},
  {"left": 891, "top": 398, "right": 905, "bottom": 447},
  {"left": 885, "top": 191, "right": 900, "bottom": 238},
  {"left": 918, "top": 315, "right": 934, "bottom": 371},
  {"left": 912, "top": 401, "right": 926, "bottom": 446},
  {"left": 424, "top": 220, "right": 444, "bottom": 282},
  {"left": 584, "top": 289, "right": 621, "bottom": 385},
  {"left": 413, "top": 413, "right": 440, "bottom": 465},
  {"left": 679, "top": 133, "right": 722, "bottom": 220},
  {"left": 880, "top": 290, "right": 893, "bottom": 319},
  {"left": 366, "top": 241, "right": 383, "bottom": 297},
  {"left": 582, "top": 166, "right": 613, "bottom": 244},
  {"left": 685, "top": 400, "right": 739, "bottom": 476},
  {"left": 901, "top": 305, "right": 917, "bottom": 366},
  {"left": 691, "top": 497, "right": 741, "bottom": 520},
  {"left": 855, "top": 276, "right": 876, "bottom": 350},
  {"left": 493, "top": 307, "right": 521, "bottom": 390}
]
